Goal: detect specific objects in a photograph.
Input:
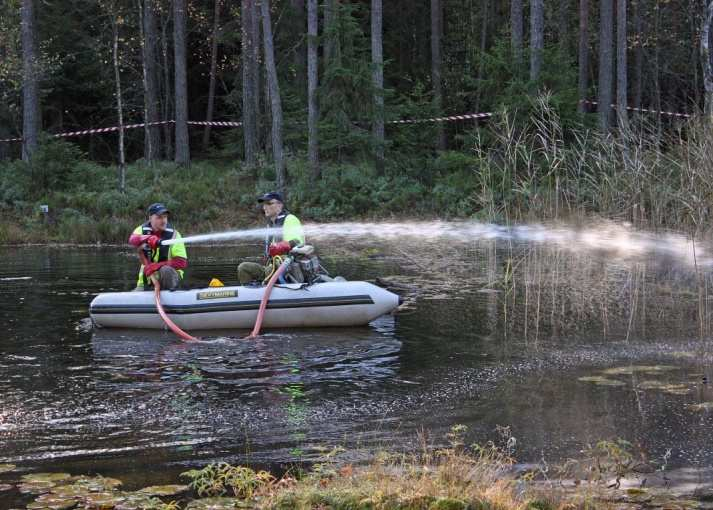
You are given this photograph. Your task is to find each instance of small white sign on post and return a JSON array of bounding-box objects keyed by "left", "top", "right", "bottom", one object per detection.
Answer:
[{"left": 39, "top": 205, "right": 49, "bottom": 214}]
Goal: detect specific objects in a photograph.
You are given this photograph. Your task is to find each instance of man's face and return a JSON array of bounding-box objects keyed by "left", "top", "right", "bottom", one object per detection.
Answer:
[
  {"left": 262, "top": 200, "right": 283, "bottom": 220},
  {"left": 149, "top": 213, "right": 169, "bottom": 231}
]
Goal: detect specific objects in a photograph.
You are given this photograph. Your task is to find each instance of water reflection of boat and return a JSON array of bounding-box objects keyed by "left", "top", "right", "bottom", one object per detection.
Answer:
[
  {"left": 89, "top": 281, "right": 400, "bottom": 330},
  {"left": 89, "top": 317, "right": 402, "bottom": 387}
]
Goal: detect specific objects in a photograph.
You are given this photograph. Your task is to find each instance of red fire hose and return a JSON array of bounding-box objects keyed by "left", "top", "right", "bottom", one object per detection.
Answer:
[{"left": 138, "top": 249, "right": 198, "bottom": 342}]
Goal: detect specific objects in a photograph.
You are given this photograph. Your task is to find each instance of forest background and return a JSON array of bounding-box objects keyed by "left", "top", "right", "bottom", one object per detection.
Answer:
[{"left": 2, "top": 0, "right": 713, "bottom": 243}]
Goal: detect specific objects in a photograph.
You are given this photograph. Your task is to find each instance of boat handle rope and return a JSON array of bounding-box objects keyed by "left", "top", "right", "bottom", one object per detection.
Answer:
[{"left": 138, "top": 249, "right": 198, "bottom": 342}]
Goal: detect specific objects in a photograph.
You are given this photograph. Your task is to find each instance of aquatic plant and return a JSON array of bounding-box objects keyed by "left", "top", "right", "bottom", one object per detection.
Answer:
[{"left": 180, "top": 462, "right": 275, "bottom": 499}]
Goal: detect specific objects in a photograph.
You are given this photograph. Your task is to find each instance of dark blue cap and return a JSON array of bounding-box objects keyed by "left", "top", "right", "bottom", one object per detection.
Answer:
[
  {"left": 257, "top": 192, "right": 284, "bottom": 203},
  {"left": 148, "top": 203, "right": 170, "bottom": 216}
]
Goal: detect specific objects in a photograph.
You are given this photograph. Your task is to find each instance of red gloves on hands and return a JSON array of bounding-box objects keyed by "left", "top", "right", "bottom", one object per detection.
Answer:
[
  {"left": 144, "top": 235, "right": 161, "bottom": 249},
  {"left": 144, "top": 261, "right": 167, "bottom": 277},
  {"left": 268, "top": 241, "right": 292, "bottom": 257}
]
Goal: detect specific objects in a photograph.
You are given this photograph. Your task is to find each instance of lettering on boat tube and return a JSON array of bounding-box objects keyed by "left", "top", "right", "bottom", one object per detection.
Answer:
[{"left": 196, "top": 290, "right": 238, "bottom": 300}]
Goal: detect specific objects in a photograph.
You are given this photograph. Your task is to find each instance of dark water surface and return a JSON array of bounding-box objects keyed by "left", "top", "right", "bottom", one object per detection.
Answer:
[{"left": 1, "top": 239, "right": 712, "bottom": 497}]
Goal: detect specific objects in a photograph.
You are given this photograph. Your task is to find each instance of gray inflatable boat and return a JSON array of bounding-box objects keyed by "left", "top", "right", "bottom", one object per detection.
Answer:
[{"left": 89, "top": 281, "right": 400, "bottom": 330}]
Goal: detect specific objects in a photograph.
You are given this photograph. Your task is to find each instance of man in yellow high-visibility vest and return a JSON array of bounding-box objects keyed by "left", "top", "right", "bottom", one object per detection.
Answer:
[
  {"left": 238, "top": 192, "right": 305, "bottom": 284},
  {"left": 128, "top": 203, "right": 188, "bottom": 290}
]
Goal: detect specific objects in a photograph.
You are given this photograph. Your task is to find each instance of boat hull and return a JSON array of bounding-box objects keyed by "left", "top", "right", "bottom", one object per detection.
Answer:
[{"left": 90, "top": 281, "right": 400, "bottom": 330}]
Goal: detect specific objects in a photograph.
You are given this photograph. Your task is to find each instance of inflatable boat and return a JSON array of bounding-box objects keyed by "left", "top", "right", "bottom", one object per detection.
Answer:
[{"left": 90, "top": 281, "right": 401, "bottom": 330}]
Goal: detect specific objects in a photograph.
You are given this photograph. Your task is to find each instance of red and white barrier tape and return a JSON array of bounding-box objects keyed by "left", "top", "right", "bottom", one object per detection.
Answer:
[
  {"left": 187, "top": 120, "right": 242, "bottom": 127},
  {"left": 0, "top": 119, "right": 244, "bottom": 143},
  {"left": 582, "top": 100, "right": 691, "bottom": 118},
  {"left": 0, "top": 112, "right": 491, "bottom": 143},
  {"left": 387, "top": 112, "right": 492, "bottom": 124},
  {"left": 0, "top": 102, "right": 693, "bottom": 144}
]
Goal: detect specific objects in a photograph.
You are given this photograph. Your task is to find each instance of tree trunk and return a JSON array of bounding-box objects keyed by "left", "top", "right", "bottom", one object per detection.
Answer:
[
  {"left": 578, "top": 0, "right": 589, "bottom": 112},
  {"left": 558, "top": 0, "right": 569, "bottom": 52},
  {"left": 307, "top": 0, "right": 320, "bottom": 179},
  {"left": 511, "top": 0, "right": 524, "bottom": 70},
  {"left": 598, "top": 0, "right": 614, "bottom": 131},
  {"left": 173, "top": 0, "right": 190, "bottom": 165},
  {"left": 431, "top": 0, "right": 446, "bottom": 151},
  {"left": 112, "top": 16, "right": 126, "bottom": 192},
  {"left": 250, "top": 0, "right": 261, "bottom": 152},
  {"left": 633, "top": 0, "right": 643, "bottom": 110},
  {"left": 616, "top": 0, "right": 629, "bottom": 132},
  {"left": 160, "top": 10, "right": 173, "bottom": 161},
  {"left": 261, "top": 0, "right": 285, "bottom": 191},
  {"left": 290, "top": 0, "right": 306, "bottom": 93},
  {"left": 371, "top": 0, "right": 385, "bottom": 174},
  {"left": 324, "top": 0, "right": 339, "bottom": 67},
  {"left": 241, "top": 0, "right": 258, "bottom": 168},
  {"left": 475, "top": 0, "right": 489, "bottom": 112},
  {"left": 203, "top": 0, "right": 221, "bottom": 150},
  {"left": 140, "top": 0, "right": 161, "bottom": 163},
  {"left": 654, "top": 0, "right": 662, "bottom": 138},
  {"left": 577, "top": 0, "right": 589, "bottom": 113},
  {"left": 702, "top": 1, "right": 713, "bottom": 116},
  {"left": 530, "top": 0, "right": 544, "bottom": 82},
  {"left": 21, "top": 0, "right": 40, "bottom": 162}
]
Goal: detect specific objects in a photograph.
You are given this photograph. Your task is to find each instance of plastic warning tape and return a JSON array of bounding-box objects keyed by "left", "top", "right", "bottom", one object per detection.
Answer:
[
  {"left": 386, "top": 112, "right": 493, "bottom": 124},
  {"left": 582, "top": 100, "right": 691, "bottom": 118},
  {"left": 0, "top": 119, "right": 244, "bottom": 143}
]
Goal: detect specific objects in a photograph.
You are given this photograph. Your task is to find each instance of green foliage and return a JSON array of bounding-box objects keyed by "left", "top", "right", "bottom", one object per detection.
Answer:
[
  {"left": 319, "top": 2, "right": 375, "bottom": 161},
  {"left": 180, "top": 462, "right": 274, "bottom": 499}
]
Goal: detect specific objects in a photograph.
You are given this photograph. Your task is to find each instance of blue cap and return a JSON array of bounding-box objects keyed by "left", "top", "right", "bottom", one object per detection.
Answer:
[
  {"left": 257, "top": 192, "right": 284, "bottom": 203},
  {"left": 148, "top": 203, "right": 170, "bottom": 216}
]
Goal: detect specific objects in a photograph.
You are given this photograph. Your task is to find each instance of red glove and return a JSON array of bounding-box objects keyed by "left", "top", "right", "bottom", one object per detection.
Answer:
[
  {"left": 268, "top": 241, "right": 292, "bottom": 257},
  {"left": 144, "top": 261, "right": 167, "bottom": 277},
  {"left": 145, "top": 235, "right": 161, "bottom": 249},
  {"left": 129, "top": 234, "right": 161, "bottom": 249}
]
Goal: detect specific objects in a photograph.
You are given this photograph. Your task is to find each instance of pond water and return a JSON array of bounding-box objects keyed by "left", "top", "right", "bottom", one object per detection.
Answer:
[{"left": 1, "top": 224, "right": 712, "bottom": 504}]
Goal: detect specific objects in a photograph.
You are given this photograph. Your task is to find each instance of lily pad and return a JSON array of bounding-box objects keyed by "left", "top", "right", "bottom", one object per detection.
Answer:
[
  {"left": 18, "top": 481, "right": 57, "bottom": 495},
  {"left": 186, "top": 497, "right": 243, "bottom": 509},
  {"left": 0, "top": 463, "right": 16, "bottom": 474},
  {"left": 81, "top": 491, "right": 126, "bottom": 508},
  {"left": 0, "top": 483, "right": 13, "bottom": 492},
  {"left": 662, "top": 384, "right": 692, "bottom": 395},
  {"left": 22, "top": 473, "right": 73, "bottom": 484},
  {"left": 137, "top": 484, "right": 189, "bottom": 497},
  {"left": 637, "top": 380, "right": 669, "bottom": 390},
  {"left": 601, "top": 367, "right": 636, "bottom": 376},
  {"left": 51, "top": 485, "right": 90, "bottom": 498},
  {"left": 638, "top": 365, "right": 679, "bottom": 374},
  {"left": 72, "top": 475, "right": 123, "bottom": 492},
  {"left": 114, "top": 493, "right": 163, "bottom": 510},
  {"left": 687, "top": 402, "right": 713, "bottom": 412},
  {"left": 27, "top": 494, "right": 79, "bottom": 510},
  {"left": 578, "top": 376, "right": 625, "bottom": 386}
]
